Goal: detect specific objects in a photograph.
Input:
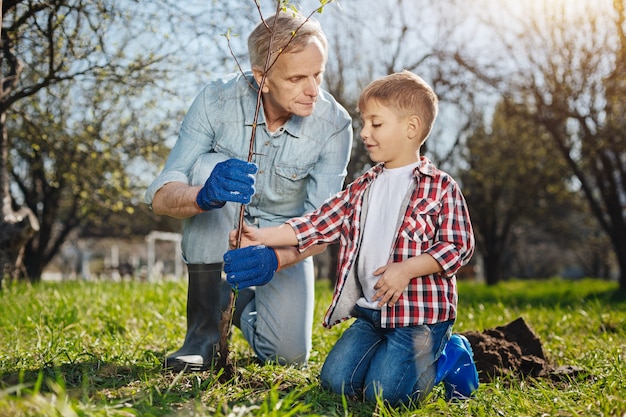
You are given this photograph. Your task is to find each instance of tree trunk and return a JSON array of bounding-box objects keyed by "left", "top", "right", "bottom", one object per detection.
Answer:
[
  {"left": 24, "top": 249, "right": 46, "bottom": 283},
  {"left": 0, "top": 208, "right": 39, "bottom": 287},
  {"left": 483, "top": 251, "right": 502, "bottom": 286},
  {"left": 0, "top": 115, "right": 39, "bottom": 288},
  {"left": 615, "top": 238, "right": 626, "bottom": 292},
  {"left": 1, "top": 5, "right": 39, "bottom": 287}
]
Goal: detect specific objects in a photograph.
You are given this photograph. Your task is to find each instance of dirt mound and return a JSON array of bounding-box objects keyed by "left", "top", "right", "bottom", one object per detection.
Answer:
[{"left": 461, "top": 317, "right": 587, "bottom": 383}]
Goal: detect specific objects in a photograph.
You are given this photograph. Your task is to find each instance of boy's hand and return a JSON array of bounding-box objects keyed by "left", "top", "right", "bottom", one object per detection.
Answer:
[
  {"left": 229, "top": 223, "right": 263, "bottom": 249},
  {"left": 372, "top": 262, "right": 412, "bottom": 307},
  {"left": 223, "top": 245, "right": 279, "bottom": 289}
]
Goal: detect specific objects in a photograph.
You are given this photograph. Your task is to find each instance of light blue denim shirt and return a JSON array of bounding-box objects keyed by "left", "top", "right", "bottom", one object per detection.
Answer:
[{"left": 145, "top": 71, "right": 353, "bottom": 263}]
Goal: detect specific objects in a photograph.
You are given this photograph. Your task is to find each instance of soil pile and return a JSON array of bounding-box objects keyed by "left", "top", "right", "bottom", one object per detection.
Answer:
[{"left": 461, "top": 317, "right": 587, "bottom": 383}]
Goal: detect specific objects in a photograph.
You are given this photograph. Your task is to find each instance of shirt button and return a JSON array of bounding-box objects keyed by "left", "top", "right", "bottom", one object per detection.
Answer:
[
  {"left": 291, "top": 174, "right": 297, "bottom": 179},
  {"left": 259, "top": 170, "right": 265, "bottom": 174},
  {"left": 265, "top": 141, "right": 270, "bottom": 146}
]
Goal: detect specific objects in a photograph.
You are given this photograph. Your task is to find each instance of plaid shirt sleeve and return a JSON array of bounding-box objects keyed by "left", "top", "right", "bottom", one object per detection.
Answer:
[
  {"left": 286, "top": 188, "right": 354, "bottom": 252},
  {"left": 424, "top": 179, "right": 474, "bottom": 276}
]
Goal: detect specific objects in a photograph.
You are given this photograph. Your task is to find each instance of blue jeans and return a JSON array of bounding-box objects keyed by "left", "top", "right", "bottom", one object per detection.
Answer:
[
  {"left": 173, "top": 153, "right": 315, "bottom": 366},
  {"left": 238, "top": 256, "right": 315, "bottom": 365},
  {"left": 320, "top": 305, "right": 453, "bottom": 406}
]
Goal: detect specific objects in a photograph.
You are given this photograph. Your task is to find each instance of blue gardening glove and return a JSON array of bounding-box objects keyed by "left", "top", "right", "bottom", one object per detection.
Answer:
[
  {"left": 196, "top": 159, "right": 258, "bottom": 210},
  {"left": 223, "top": 245, "right": 279, "bottom": 290}
]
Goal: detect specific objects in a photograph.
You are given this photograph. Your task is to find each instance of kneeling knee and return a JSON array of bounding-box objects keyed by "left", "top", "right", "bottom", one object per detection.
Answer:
[
  {"left": 320, "top": 368, "right": 358, "bottom": 397},
  {"left": 363, "top": 382, "right": 418, "bottom": 406},
  {"left": 257, "top": 345, "right": 309, "bottom": 366}
]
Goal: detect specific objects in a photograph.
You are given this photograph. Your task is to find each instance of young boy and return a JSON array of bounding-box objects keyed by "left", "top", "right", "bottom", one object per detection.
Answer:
[{"left": 224, "top": 70, "right": 478, "bottom": 406}]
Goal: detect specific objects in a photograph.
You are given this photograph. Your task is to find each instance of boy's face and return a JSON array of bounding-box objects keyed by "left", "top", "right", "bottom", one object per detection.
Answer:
[
  {"left": 359, "top": 100, "right": 421, "bottom": 169},
  {"left": 255, "top": 39, "right": 326, "bottom": 124}
]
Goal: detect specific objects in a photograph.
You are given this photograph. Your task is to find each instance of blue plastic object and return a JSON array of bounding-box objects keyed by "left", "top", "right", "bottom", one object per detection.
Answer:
[
  {"left": 435, "top": 334, "right": 479, "bottom": 400},
  {"left": 196, "top": 159, "right": 257, "bottom": 210},
  {"left": 224, "top": 245, "right": 278, "bottom": 289}
]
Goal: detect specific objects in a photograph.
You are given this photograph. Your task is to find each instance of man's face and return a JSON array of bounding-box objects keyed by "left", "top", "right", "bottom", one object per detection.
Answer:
[{"left": 260, "top": 38, "right": 326, "bottom": 122}]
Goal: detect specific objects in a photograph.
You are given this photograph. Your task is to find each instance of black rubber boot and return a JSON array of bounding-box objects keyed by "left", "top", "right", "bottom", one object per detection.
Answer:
[{"left": 164, "top": 263, "right": 231, "bottom": 372}]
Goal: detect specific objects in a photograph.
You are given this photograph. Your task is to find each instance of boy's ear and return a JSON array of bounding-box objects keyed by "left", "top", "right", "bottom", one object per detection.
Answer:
[
  {"left": 407, "top": 115, "right": 422, "bottom": 140},
  {"left": 252, "top": 68, "right": 270, "bottom": 93}
]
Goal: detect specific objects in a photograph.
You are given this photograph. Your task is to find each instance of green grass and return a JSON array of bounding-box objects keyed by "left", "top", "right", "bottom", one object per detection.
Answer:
[{"left": 1, "top": 277, "right": 625, "bottom": 416}]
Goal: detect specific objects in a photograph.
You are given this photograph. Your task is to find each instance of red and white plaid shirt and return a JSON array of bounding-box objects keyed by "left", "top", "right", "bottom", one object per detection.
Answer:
[{"left": 286, "top": 156, "right": 474, "bottom": 328}]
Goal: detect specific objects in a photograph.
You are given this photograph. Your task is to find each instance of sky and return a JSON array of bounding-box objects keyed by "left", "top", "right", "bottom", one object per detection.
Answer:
[{"left": 135, "top": 0, "right": 617, "bottom": 177}]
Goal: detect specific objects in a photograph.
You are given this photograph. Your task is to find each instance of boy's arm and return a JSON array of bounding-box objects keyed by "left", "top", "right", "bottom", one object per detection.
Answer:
[
  {"left": 230, "top": 223, "right": 327, "bottom": 270},
  {"left": 256, "top": 224, "right": 299, "bottom": 247},
  {"left": 225, "top": 191, "right": 349, "bottom": 289},
  {"left": 424, "top": 184, "right": 475, "bottom": 277},
  {"left": 224, "top": 223, "right": 325, "bottom": 289},
  {"left": 230, "top": 223, "right": 298, "bottom": 249},
  {"left": 273, "top": 243, "right": 327, "bottom": 270}
]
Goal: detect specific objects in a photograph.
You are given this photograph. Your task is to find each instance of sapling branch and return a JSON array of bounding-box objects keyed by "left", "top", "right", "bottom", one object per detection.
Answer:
[
  {"left": 216, "top": 1, "right": 281, "bottom": 382},
  {"left": 216, "top": 0, "right": 335, "bottom": 382}
]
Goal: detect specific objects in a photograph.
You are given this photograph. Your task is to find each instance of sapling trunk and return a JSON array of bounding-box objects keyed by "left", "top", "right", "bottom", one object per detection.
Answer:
[
  {"left": 215, "top": 2, "right": 278, "bottom": 382},
  {"left": 215, "top": 0, "right": 334, "bottom": 382}
]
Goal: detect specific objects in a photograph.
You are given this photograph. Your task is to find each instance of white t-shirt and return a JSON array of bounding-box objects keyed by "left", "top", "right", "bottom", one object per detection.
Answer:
[{"left": 356, "top": 162, "right": 418, "bottom": 309}]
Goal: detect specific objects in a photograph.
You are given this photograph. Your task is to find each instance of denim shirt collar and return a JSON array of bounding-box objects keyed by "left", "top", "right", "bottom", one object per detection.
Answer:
[{"left": 242, "top": 73, "right": 303, "bottom": 139}]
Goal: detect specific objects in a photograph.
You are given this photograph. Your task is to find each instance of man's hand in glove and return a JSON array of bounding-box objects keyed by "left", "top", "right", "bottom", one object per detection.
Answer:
[
  {"left": 196, "top": 158, "right": 257, "bottom": 210},
  {"left": 223, "top": 246, "right": 280, "bottom": 289}
]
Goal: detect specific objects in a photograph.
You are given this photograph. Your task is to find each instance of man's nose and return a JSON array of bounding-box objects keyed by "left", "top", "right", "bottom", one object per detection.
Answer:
[{"left": 304, "top": 77, "right": 319, "bottom": 97}]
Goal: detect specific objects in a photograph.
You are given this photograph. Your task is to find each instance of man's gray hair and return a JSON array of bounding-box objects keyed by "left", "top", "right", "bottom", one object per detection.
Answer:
[{"left": 248, "top": 9, "right": 328, "bottom": 71}]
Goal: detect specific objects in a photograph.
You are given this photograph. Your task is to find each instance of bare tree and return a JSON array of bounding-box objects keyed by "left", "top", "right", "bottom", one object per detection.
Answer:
[
  {"left": 486, "top": 0, "right": 626, "bottom": 288},
  {"left": 0, "top": 0, "right": 203, "bottom": 285},
  {"left": 460, "top": 100, "right": 576, "bottom": 284}
]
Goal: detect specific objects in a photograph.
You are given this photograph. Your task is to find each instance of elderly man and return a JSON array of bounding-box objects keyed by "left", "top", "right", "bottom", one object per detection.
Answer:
[{"left": 145, "top": 10, "right": 353, "bottom": 371}]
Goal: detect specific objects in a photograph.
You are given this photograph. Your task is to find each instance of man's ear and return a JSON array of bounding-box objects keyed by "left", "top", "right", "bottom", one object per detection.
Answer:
[
  {"left": 407, "top": 115, "right": 422, "bottom": 140},
  {"left": 252, "top": 68, "right": 270, "bottom": 93}
]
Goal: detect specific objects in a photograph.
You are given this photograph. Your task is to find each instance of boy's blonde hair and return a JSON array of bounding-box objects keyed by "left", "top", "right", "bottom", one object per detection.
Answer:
[
  {"left": 358, "top": 70, "right": 439, "bottom": 142},
  {"left": 248, "top": 10, "right": 328, "bottom": 72}
]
